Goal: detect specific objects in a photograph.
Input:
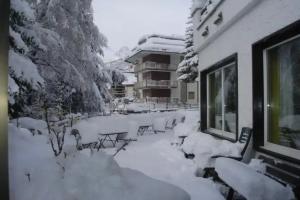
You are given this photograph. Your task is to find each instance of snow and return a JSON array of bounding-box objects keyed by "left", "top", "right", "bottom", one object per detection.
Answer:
[
  {"left": 9, "top": 27, "right": 29, "bottom": 53},
  {"left": 248, "top": 159, "right": 266, "bottom": 173},
  {"left": 11, "top": 117, "right": 47, "bottom": 135},
  {"left": 9, "top": 50, "right": 44, "bottom": 88},
  {"left": 174, "top": 110, "right": 199, "bottom": 137},
  {"left": 73, "top": 112, "right": 179, "bottom": 143},
  {"left": 8, "top": 75, "right": 19, "bottom": 104},
  {"left": 9, "top": 121, "right": 190, "bottom": 200},
  {"left": 11, "top": 109, "right": 293, "bottom": 200},
  {"left": 182, "top": 132, "right": 243, "bottom": 168},
  {"left": 11, "top": 0, "right": 35, "bottom": 20},
  {"left": 127, "top": 34, "right": 185, "bottom": 61},
  {"left": 114, "top": 132, "right": 224, "bottom": 200},
  {"left": 92, "top": 82, "right": 102, "bottom": 100},
  {"left": 215, "top": 158, "right": 295, "bottom": 200},
  {"left": 153, "top": 117, "right": 167, "bottom": 132}
]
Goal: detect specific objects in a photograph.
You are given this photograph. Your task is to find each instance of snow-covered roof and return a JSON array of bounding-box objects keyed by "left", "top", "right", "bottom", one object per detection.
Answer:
[
  {"left": 126, "top": 34, "right": 185, "bottom": 63},
  {"left": 192, "top": 0, "right": 223, "bottom": 28}
]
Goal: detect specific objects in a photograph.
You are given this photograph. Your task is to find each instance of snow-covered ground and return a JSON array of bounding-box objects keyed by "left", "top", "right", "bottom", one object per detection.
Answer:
[
  {"left": 9, "top": 109, "right": 295, "bottom": 199},
  {"left": 9, "top": 116, "right": 191, "bottom": 200},
  {"left": 73, "top": 109, "right": 225, "bottom": 200},
  {"left": 112, "top": 133, "right": 224, "bottom": 200}
]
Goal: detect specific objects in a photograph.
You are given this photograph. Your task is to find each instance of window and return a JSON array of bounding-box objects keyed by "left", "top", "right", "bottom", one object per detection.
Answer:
[
  {"left": 264, "top": 36, "right": 300, "bottom": 157},
  {"left": 188, "top": 92, "right": 195, "bottom": 99},
  {"left": 201, "top": 54, "right": 238, "bottom": 141},
  {"left": 253, "top": 20, "right": 300, "bottom": 161},
  {"left": 207, "top": 62, "right": 237, "bottom": 139}
]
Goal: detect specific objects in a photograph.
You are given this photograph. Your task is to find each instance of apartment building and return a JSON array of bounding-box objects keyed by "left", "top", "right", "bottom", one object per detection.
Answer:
[{"left": 125, "top": 34, "right": 187, "bottom": 104}]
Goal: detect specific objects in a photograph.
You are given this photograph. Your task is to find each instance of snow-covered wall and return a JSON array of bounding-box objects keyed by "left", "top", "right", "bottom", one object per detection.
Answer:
[{"left": 194, "top": 0, "right": 300, "bottom": 133}]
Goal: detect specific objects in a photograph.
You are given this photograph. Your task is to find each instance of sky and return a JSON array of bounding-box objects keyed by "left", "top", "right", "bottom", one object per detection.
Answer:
[{"left": 92, "top": 0, "right": 191, "bottom": 61}]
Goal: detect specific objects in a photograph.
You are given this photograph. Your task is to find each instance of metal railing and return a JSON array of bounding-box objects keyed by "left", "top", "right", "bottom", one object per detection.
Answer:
[
  {"left": 146, "top": 97, "right": 170, "bottom": 103},
  {"left": 136, "top": 80, "right": 178, "bottom": 88},
  {"left": 135, "top": 62, "right": 175, "bottom": 72}
]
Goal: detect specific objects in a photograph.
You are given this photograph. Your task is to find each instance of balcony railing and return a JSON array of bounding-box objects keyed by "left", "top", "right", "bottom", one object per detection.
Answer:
[
  {"left": 145, "top": 97, "right": 170, "bottom": 103},
  {"left": 135, "top": 62, "right": 175, "bottom": 72},
  {"left": 136, "top": 80, "right": 178, "bottom": 88}
]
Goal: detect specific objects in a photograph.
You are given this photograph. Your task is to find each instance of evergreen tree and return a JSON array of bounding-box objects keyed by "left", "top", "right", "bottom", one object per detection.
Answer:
[
  {"left": 176, "top": 17, "right": 198, "bottom": 82},
  {"left": 9, "top": 0, "right": 45, "bottom": 118}
]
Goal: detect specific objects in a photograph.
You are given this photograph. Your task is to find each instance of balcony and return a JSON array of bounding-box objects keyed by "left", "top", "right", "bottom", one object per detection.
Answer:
[
  {"left": 135, "top": 62, "right": 175, "bottom": 72},
  {"left": 145, "top": 97, "right": 170, "bottom": 103},
  {"left": 137, "top": 80, "right": 178, "bottom": 89}
]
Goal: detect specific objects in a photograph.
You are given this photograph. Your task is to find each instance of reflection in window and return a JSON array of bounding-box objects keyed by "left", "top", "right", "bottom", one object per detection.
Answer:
[{"left": 267, "top": 36, "right": 300, "bottom": 150}]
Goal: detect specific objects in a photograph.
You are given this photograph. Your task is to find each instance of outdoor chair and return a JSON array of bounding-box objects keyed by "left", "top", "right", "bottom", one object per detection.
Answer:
[
  {"left": 70, "top": 129, "right": 99, "bottom": 151},
  {"left": 202, "top": 127, "right": 253, "bottom": 178},
  {"left": 165, "top": 118, "right": 177, "bottom": 130},
  {"left": 137, "top": 125, "right": 154, "bottom": 136}
]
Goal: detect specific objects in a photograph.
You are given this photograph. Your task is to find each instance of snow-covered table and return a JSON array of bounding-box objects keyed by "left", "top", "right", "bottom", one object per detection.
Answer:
[{"left": 215, "top": 158, "right": 295, "bottom": 200}]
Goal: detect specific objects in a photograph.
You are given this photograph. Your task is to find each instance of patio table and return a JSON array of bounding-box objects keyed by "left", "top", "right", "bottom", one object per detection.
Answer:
[{"left": 98, "top": 132, "right": 128, "bottom": 147}]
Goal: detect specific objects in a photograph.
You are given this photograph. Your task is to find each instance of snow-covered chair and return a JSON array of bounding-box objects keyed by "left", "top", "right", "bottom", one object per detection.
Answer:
[
  {"left": 202, "top": 127, "right": 253, "bottom": 178},
  {"left": 214, "top": 157, "right": 296, "bottom": 200},
  {"left": 165, "top": 118, "right": 177, "bottom": 130}
]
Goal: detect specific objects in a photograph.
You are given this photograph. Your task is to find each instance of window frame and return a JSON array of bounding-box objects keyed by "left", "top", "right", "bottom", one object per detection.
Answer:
[
  {"left": 263, "top": 35, "right": 300, "bottom": 160},
  {"left": 200, "top": 53, "right": 238, "bottom": 142},
  {"left": 253, "top": 20, "right": 300, "bottom": 164}
]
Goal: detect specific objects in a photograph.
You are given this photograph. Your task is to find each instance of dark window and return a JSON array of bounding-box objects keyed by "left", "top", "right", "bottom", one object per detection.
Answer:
[
  {"left": 201, "top": 53, "right": 238, "bottom": 141},
  {"left": 188, "top": 92, "right": 195, "bottom": 99},
  {"left": 142, "top": 54, "right": 170, "bottom": 64}
]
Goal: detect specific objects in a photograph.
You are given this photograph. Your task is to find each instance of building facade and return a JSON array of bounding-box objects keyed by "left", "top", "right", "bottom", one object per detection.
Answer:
[
  {"left": 193, "top": 0, "right": 300, "bottom": 168},
  {"left": 126, "top": 34, "right": 186, "bottom": 104}
]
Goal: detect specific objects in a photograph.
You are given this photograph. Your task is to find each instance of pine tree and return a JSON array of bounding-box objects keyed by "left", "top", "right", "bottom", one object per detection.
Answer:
[
  {"left": 9, "top": 0, "right": 45, "bottom": 118},
  {"left": 176, "top": 17, "right": 198, "bottom": 82}
]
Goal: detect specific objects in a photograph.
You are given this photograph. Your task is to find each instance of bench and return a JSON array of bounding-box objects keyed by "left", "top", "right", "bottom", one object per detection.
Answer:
[
  {"left": 257, "top": 155, "right": 300, "bottom": 200},
  {"left": 202, "top": 127, "right": 253, "bottom": 178},
  {"left": 214, "top": 157, "right": 298, "bottom": 200}
]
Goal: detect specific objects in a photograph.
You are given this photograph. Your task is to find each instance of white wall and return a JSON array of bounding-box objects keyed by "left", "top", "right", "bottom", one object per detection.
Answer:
[{"left": 193, "top": 0, "right": 300, "bottom": 133}]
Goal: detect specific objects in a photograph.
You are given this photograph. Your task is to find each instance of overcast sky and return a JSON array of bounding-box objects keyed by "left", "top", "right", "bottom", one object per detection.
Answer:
[{"left": 92, "top": 0, "right": 191, "bottom": 60}]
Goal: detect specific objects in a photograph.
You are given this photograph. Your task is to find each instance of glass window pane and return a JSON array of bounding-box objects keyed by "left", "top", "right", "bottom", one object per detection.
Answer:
[
  {"left": 208, "top": 70, "right": 222, "bottom": 130},
  {"left": 267, "top": 36, "right": 300, "bottom": 150},
  {"left": 224, "top": 64, "right": 237, "bottom": 133}
]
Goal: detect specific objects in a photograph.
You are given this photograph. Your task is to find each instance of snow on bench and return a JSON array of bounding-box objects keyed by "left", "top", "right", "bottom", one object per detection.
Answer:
[{"left": 215, "top": 157, "right": 295, "bottom": 200}]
